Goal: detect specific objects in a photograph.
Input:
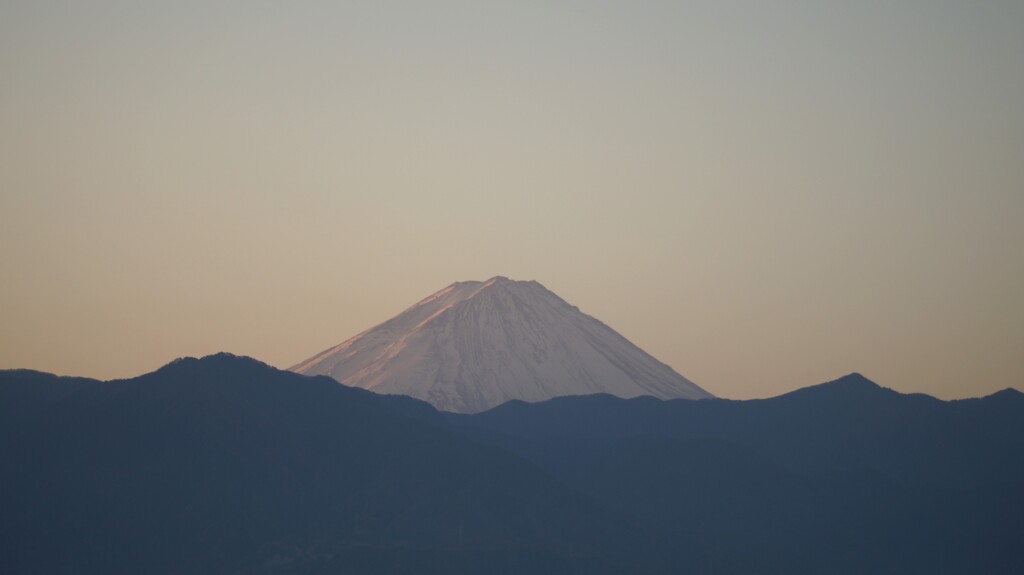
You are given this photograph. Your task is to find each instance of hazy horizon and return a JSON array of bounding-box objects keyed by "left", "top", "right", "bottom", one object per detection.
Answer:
[{"left": 2, "top": 1, "right": 1022, "bottom": 400}]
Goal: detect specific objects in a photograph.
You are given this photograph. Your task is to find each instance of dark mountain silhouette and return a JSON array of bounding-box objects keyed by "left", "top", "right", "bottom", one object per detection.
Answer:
[
  {"left": 2, "top": 360, "right": 1021, "bottom": 574},
  {"left": 0, "top": 354, "right": 641, "bottom": 575},
  {"left": 448, "top": 374, "right": 1024, "bottom": 574},
  {"left": 450, "top": 373, "right": 1024, "bottom": 486}
]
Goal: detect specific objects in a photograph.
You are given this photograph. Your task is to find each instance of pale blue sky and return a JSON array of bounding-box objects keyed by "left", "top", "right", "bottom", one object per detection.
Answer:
[{"left": 2, "top": 1, "right": 1022, "bottom": 398}]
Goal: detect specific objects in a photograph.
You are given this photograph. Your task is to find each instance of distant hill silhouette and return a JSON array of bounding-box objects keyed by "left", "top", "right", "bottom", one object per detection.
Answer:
[
  {"left": 0, "top": 354, "right": 637, "bottom": 574},
  {"left": 449, "top": 374, "right": 1024, "bottom": 574},
  {"left": 2, "top": 359, "right": 1021, "bottom": 574}
]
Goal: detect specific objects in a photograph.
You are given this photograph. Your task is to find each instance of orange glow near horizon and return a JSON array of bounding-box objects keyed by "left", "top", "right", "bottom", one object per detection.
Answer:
[{"left": 1, "top": 1, "right": 1022, "bottom": 400}]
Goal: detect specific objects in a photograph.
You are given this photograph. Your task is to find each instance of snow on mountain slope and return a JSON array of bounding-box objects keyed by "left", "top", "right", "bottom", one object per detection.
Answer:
[{"left": 291, "top": 277, "right": 713, "bottom": 413}]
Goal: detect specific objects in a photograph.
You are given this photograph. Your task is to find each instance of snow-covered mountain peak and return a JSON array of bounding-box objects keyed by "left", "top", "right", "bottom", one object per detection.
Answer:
[{"left": 291, "top": 278, "right": 713, "bottom": 413}]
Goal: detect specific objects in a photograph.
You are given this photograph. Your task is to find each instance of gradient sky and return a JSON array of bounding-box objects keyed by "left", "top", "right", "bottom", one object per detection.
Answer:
[{"left": 2, "top": 1, "right": 1022, "bottom": 399}]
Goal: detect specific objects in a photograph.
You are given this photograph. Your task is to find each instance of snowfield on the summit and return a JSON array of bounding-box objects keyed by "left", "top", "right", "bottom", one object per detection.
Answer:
[{"left": 292, "top": 277, "right": 712, "bottom": 413}]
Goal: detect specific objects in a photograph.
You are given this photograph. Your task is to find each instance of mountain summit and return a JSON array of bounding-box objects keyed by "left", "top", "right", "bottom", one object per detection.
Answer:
[{"left": 291, "top": 276, "right": 713, "bottom": 413}]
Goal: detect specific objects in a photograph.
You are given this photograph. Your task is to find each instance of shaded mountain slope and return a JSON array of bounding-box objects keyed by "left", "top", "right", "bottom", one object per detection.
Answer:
[
  {"left": 450, "top": 373, "right": 1024, "bottom": 488},
  {"left": 4, "top": 360, "right": 1020, "bottom": 574},
  {"left": 0, "top": 354, "right": 637, "bottom": 575},
  {"left": 448, "top": 375, "right": 1024, "bottom": 574}
]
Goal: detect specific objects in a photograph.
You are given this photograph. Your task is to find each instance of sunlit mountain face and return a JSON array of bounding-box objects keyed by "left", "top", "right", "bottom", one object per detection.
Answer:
[{"left": 291, "top": 276, "right": 712, "bottom": 413}]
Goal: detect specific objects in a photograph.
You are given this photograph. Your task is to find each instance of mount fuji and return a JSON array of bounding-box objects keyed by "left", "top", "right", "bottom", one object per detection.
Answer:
[{"left": 291, "top": 276, "right": 712, "bottom": 413}]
